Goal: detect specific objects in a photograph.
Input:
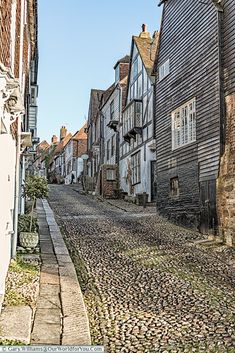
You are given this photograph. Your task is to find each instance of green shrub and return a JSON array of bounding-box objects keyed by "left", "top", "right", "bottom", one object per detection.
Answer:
[
  {"left": 24, "top": 175, "right": 48, "bottom": 200},
  {"left": 18, "top": 214, "right": 38, "bottom": 233},
  {"left": 23, "top": 175, "right": 48, "bottom": 232}
]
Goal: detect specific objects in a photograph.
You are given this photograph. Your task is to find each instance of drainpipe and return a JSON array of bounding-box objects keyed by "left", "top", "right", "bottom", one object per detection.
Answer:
[
  {"left": 19, "top": 0, "right": 25, "bottom": 90},
  {"left": 12, "top": 116, "right": 22, "bottom": 258},
  {"left": 116, "top": 84, "right": 122, "bottom": 165},
  {"left": 20, "top": 154, "right": 25, "bottom": 214}
]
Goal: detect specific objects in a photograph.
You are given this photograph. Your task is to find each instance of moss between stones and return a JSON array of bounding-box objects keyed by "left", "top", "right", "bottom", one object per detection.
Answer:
[
  {"left": 4, "top": 257, "right": 39, "bottom": 307},
  {"left": 0, "top": 339, "right": 25, "bottom": 345}
]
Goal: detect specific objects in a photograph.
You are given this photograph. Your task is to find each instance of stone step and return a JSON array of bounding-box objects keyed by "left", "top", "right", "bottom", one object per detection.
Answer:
[{"left": 0, "top": 306, "right": 32, "bottom": 344}]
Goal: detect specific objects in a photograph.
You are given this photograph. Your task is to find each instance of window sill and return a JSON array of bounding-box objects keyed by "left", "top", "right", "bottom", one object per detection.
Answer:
[
  {"left": 172, "top": 140, "right": 197, "bottom": 152},
  {"left": 158, "top": 72, "right": 170, "bottom": 82}
]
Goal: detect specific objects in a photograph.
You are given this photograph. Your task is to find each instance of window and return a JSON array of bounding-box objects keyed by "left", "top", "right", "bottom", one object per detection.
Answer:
[
  {"left": 131, "top": 151, "right": 141, "bottom": 184},
  {"left": 31, "top": 87, "right": 36, "bottom": 104},
  {"left": 107, "top": 169, "right": 116, "bottom": 181},
  {"left": 133, "top": 58, "right": 138, "bottom": 80},
  {"left": 115, "top": 65, "right": 120, "bottom": 83},
  {"left": 110, "top": 100, "right": 114, "bottom": 120},
  {"left": 172, "top": 98, "right": 196, "bottom": 150},
  {"left": 170, "top": 177, "right": 179, "bottom": 197},
  {"left": 159, "top": 59, "right": 170, "bottom": 81},
  {"left": 107, "top": 140, "right": 110, "bottom": 161},
  {"left": 111, "top": 135, "right": 115, "bottom": 157}
]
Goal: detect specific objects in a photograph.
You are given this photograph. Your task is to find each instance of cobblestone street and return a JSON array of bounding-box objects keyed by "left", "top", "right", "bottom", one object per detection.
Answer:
[{"left": 48, "top": 185, "right": 235, "bottom": 353}]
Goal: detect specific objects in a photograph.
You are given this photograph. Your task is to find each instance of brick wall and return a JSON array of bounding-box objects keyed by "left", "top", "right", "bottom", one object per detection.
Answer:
[
  {"left": 101, "top": 164, "right": 119, "bottom": 199},
  {"left": 73, "top": 139, "right": 87, "bottom": 158},
  {"left": 0, "top": 0, "right": 12, "bottom": 67},
  {"left": 217, "top": 94, "right": 235, "bottom": 246},
  {"left": 14, "top": 0, "right": 21, "bottom": 77},
  {"left": 119, "top": 63, "right": 129, "bottom": 81}
]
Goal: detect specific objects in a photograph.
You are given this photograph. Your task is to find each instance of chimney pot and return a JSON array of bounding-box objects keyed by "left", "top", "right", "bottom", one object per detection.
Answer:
[
  {"left": 60, "top": 126, "right": 67, "bottom": 141},
  {"left": 142, "top": 24, "right": 147, "bottom": 32},
  {"left": 51, "top": 135, "right": 58, "bottom": 144}
]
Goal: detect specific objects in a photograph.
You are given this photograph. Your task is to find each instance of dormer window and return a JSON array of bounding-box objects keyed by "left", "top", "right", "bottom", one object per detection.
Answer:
[{"left": 115, "top": 64, "right": 120, "bottom": 84}]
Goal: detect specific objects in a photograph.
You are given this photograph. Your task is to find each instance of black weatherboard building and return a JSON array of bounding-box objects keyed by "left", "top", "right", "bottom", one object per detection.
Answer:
[{"left": 154, "top": 0, "right": 226, "bottom": 234}]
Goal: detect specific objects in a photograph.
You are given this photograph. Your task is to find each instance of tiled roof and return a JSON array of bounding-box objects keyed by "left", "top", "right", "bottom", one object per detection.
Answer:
[
  {"left": 133, "top": 31, "right": 159, "bottom": 77},
  {"left": 100, "top": 83, "right": 116, "bottom": 109},
  {"left": 114, "top": 55, "right": 130, "bottom": 69},
  {"left": 72, "top": 122, "right": 88, "bottom": 141},
  {"left": 54, "top": 133, "right": 72, "bottom": 155},
  {"left": 89, "top": 89, "right": 104, "bottom": 123}
]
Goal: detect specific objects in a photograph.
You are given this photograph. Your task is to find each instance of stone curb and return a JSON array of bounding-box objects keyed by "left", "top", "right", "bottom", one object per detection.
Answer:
[{"left": 42, "top": 199, "right": 91, "bottom": 345}]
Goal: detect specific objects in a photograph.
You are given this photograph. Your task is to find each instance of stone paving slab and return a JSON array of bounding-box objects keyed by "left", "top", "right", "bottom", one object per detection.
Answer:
[
  {"left": 0, "top": 306, "right": 32, "bottom": 344},
  {"left": 34, "top": 308, "right": 61, "bottom": 325},
  {"left": 39, "top": 283, "right": 60, "bottom": 297},
  {"left": 57, "top": 254, "right": 73, "bottom": 265},
  {"left": 31, "top": 323, "right": 61, "bottom": 345},
  {"left": 37, "top": 295, "right": 61, "bottom": 310},
  {"left": 32, "top": 199, "right": 91, "bottom": 345},
  {"left": 40, "top": 270, "right": 60, "bottom": 285}
]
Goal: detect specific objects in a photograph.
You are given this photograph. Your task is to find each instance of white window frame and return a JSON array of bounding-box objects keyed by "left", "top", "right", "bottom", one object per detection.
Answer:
[
  {"left": 172, "top": 98, "right": 196, "bottom": 150},
  {"left": 115, "top": 65, "right": 120, "bottom": 84},
  {"left": 159, "top": 59, "right": 170, "bottom": 81},
  {"left": 106, "top": 169, "right": 116, "bottom": 181},
  {"left": 131, "top": 151, "right": 141, "bottom": 185}
]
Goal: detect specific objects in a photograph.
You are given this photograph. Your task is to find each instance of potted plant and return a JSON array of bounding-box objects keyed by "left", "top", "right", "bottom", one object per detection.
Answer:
[{"left": 19, "top": 175, "right": 48, "bottom": 248}]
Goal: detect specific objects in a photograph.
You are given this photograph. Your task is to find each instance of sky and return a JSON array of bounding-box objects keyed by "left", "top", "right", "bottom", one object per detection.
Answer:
[{"left": 37, "top": 0, "right": 163, "bottom": 143}]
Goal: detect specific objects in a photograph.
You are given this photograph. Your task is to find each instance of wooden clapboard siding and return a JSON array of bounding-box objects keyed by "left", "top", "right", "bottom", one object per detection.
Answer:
[
  {"left": 155, "top": 0, "right": 220, "bottom": 227},
  {"left": 223, "top": 0, "right": 235, "bottom": 96}
]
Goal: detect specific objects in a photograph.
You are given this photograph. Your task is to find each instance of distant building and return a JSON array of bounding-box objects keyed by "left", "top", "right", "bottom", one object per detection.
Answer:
[
  {"left": 48, "top": 127, "right": 72, "bottom": 183},
  {"left": 98, "top": 56, "right": 129, "bottom": 198},
  {"left": 87, "top": 89, "right": 104, "bottom": 188},
  {"left": 64, "top": 123, "right": 87, "bottom": 184},
  {"left": 119, "top": 25, "right": 158, "bottom": 203}
]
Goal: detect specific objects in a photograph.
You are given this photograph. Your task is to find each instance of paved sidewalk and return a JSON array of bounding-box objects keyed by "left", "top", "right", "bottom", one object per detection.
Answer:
[{"left": 31, "top": 199, "right": 91, "bottom": 345}]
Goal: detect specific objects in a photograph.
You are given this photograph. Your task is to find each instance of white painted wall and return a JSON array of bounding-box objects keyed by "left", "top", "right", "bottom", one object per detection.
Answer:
[
  {"left": 64, "top": 140, "right": 76, "bottom": 184},
  {"left": 119, "top": 43, "right": 156, "bottom": 202},
  {"left": 102, "top": 87, "right": 121, "bottom": 165},
  {"left": 119, "top": 141, "right": 155, "bottom": 201},
  {"left": 76, "top": 157, "right": 84, "bottom": 179},
  {"left": 0, "top": 134, "right": 16, "bottom": 302}
]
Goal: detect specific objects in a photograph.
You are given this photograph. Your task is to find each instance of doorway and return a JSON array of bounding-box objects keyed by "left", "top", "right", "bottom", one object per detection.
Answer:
[{"left": 150, "top": 161, "right": 157, "bottom": 202}]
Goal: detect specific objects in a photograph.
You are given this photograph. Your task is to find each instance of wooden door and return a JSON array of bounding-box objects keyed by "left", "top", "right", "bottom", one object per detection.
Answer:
[
  {"left": 199, "top": 180, "right": 217, "bottom": 234},
  {"left": 151, "top": 161, "right": 157, "bottom": 202}
]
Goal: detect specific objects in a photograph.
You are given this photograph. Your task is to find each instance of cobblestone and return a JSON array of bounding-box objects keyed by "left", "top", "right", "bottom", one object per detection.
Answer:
[{"left": 49, "top": 185, "right": 235, "bottom": 353}]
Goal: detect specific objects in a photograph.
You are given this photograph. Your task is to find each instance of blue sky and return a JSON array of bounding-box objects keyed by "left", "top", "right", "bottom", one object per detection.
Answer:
[{"left": 38, "top": 0, "right": 162, "bottom": 142}]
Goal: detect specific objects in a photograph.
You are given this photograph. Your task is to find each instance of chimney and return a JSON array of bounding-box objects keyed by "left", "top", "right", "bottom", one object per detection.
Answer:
[
  {"left": 139, "top": 24, "right": 150, "bottom": 39},
  {"left": 60, "top": 126, "right": 67, "bottom": 141},
  {"left": 51, "top": 135, "right": 58, "bottom": 144},
  {"left": 142, "top": 24, "right": 147, "bottom": 32}
]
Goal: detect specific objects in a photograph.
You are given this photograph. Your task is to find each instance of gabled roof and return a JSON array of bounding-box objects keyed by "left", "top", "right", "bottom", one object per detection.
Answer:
[
  {"left": 100, "top": 83, "right": 116, "bottom": 110},
  {"left": 72, "top": 122, "right": 88, "bottom": 140},
  {"left": 113, "top": 55, "right": 130, "bottom": 69},
  {"left": 37, "top": 140, "right": 49, "bottom": 151},
  {"left": 54, "top": 133, "right": 72, "bottom": 155},
  {"left": 88, "top": 89, "right": 104, "bottom": 124},
  {"left": 133, "top": 31, "right": 159, "bottom": 77}
]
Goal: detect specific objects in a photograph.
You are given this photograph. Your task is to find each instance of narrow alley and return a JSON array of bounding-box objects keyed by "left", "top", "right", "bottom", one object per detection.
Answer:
[{"left": 48, "top": 185, "right": 235, "bottom": 353}]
